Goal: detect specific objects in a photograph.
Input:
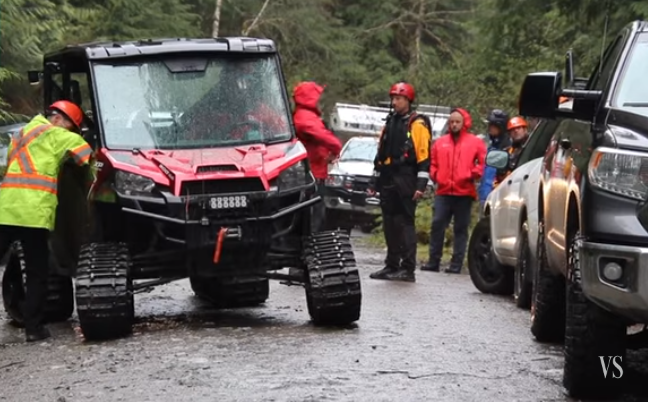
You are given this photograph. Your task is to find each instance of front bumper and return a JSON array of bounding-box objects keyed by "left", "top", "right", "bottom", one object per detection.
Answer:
[
  {"left": 580, "top": 240, "right": 648, "bottom": 323},
  {"left": 323, "top": 187, "right": 380, "bottom": 215},
  {"left": 116, "top": 185, "right": 319, "bottom": 247}
]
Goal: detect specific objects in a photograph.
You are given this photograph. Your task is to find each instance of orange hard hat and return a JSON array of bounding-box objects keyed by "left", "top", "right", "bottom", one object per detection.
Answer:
[
  {"left": 507, "top": 116, "right": 527, "bottom": 130},
  {"left": 48, "top": 100, "right": 83, "bottom": 129}
]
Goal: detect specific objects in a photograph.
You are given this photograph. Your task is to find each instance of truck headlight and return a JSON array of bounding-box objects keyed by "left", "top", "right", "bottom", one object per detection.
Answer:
[
  {"left": 277, "top": 160, "right": 313, "bottom": 191},
  {"left": 115, "top": 170, "right": 155, "bottom": 195},
  {"left": 326, "top": 174, "right": 345, "bottom": 187},
  {"left": 589, "top": 147, "right": 648, "bottom": 201}
]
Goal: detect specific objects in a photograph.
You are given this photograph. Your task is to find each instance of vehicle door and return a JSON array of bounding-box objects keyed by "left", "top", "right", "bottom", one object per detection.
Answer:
[
  {"left": 544, "top": 33, "right": 628, "bottom": 272},
  {"left": 492, "top": 120, "right": 558, "bottom": 257}
]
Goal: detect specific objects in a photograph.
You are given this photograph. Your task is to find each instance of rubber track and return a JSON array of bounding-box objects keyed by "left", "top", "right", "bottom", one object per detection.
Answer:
[
  {"left": 2, "top": 243, "right": 73, "bottom": 325},
  {"left": 75, "top": 242, "right": 134, "bottom": 340},
  {"left": 303, "top": 229, "right": 361, "bottom": 325}
]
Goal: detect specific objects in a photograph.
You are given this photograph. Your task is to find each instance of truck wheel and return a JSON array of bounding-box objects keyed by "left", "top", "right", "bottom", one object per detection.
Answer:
[
  {"left": 514, "top": 222, "right": 533, "bottom": 309},
  {"left": 75, "top": 242, "right": 134, "bottom": 341},
  {"left": 530, "top": 220, "right": 565, "bottom": 343},
  {"left": 467, "top": 217, "right": 513, "bottom": 295},
  {"left": 1, "top": 242, "right": 74, "bottom": 326},
  {"left": 303, "top": 229, "right": 361, "bottom": 325},
  {"left": 563, "top": 232, "right": 626, "bottom": 399}
]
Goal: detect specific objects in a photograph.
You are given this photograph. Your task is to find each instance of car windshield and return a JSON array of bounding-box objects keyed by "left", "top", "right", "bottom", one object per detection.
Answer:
[
  {"left": 92, "top": 55, "right": 292, "bottom": 150},
  {"left": 613, "top": 32, "right": 648, "bottom": 116},
  {"left": 340, "top": 139, "right": 377, "bottom": 162}
]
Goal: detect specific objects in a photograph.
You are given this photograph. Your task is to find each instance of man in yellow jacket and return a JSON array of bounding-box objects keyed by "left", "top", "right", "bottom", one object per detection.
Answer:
[{"left": 0, "top": 100, "right": 93, "bottom": 342}]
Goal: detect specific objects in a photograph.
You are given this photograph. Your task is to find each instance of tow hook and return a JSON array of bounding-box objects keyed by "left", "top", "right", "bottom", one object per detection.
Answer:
[{"left": 213, "top": 226, "right": 243, "bottom": 264}]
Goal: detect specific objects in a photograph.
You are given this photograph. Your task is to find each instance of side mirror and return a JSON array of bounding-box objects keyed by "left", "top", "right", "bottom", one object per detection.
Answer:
[
  {"left": 27, "top": 70, "right": 42, "bottom": 85},
  {"left": 486, "top": 149, "right": 510, "bottom": 170},
  {"left": 518, "top": 72, "right": 562, "bottom": 118}
]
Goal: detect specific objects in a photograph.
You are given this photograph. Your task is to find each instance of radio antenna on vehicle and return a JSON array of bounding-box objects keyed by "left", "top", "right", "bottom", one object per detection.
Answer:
[{"left": 598, "top": 0, "right": 611, "bottom": 77}]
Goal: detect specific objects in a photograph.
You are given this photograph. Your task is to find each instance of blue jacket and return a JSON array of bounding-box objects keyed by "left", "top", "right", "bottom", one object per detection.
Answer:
[{"left": 478, "top": 134, "right": 512, "bottom": 202}]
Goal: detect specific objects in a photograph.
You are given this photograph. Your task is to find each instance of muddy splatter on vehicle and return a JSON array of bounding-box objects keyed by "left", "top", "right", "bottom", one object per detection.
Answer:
[{"left": 2, "top": 38, "right": 361, "bottom": 340}]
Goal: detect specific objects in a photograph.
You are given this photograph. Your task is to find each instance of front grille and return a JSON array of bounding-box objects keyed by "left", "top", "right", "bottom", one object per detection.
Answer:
[
  {"left": 352, "top": 175, "right": 372, "bottom": 192},
  {"left": 180, "top": 178, "right": 265, "bottom": 196}
]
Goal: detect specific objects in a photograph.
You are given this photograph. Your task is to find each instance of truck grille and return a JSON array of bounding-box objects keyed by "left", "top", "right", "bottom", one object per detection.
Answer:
[
  {"left": 180, "top": 178, "right": 265, "bottom": 196},
  {"left": 352, "top": 175, "right": 372, "bottom": 192}
]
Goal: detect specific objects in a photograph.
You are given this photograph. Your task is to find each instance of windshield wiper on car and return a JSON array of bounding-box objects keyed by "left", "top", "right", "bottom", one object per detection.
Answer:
[{"left": 623, "top": 102, "right": 648, "bottom": 107}]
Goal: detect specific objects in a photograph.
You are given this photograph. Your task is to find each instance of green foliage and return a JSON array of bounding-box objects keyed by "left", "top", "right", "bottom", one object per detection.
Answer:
[{"left": 1, "top": 0, "right": 647, "bottom": 128}]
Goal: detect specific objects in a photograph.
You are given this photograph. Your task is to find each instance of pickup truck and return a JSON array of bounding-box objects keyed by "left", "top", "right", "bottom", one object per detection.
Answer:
[
  {"left": 468, "top": 111, "right": 565, "bottom": 308},
  {"left": 516, "top": 20, "right": 648, "bottom": 399}
]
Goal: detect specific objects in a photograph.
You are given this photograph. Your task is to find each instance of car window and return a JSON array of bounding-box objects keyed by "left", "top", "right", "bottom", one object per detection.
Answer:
[
  {"left": 340, "top": 139, "right": 377, "bottom": 162},
  {"left": 515, "top": 119, "right": 560, "bottom": 167}
]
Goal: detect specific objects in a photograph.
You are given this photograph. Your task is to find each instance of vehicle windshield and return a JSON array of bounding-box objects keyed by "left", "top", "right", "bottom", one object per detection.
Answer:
[
  {"left": 92, "top": 55, "right": 292, "bottom": 150},
  {"left": 613, "top": 32, "right": 648, "bottom": 116},
  {"left": 340, "top": 139, "right": 377, "bottom": 162}
]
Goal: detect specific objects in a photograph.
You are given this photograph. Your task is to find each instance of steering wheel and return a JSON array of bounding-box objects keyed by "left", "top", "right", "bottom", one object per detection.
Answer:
[{"left": 220, "top": 120, "right": 263, "bottom": 141}]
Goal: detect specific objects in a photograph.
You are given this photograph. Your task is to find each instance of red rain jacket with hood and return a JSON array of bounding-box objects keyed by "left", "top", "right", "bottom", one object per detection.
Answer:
[
  {"left": 430, "top": 108, "right": 486, "bottom": 199},
  {"left": 293, "top": 82, "right": 342, "bottom": 179}
]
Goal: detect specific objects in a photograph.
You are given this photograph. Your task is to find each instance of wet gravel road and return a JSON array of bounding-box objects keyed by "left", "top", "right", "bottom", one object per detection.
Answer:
[{"left": 2, "top": 231, "right": 648, "bottom": 402}]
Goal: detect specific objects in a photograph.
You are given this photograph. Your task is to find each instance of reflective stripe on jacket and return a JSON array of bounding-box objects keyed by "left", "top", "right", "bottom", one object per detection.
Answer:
[{"left": 0, "top": 114, "right": 93, "bottom": 230}]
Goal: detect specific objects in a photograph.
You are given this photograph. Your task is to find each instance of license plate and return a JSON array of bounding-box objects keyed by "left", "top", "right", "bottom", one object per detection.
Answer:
[{"left": 208, "top": 195, "right": 248, "bottom": 209}]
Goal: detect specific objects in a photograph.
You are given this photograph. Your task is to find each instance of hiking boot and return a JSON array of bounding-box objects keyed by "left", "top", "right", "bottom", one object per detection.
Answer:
[
  {"left": 444, "top": 266, "right": 462, "bottom": 274},
  {"left": 25, "top": 325, "right": 51, "bottom": 343},
  {"left": 369, "top": 267, "right": 397, "bottom": 280},
  {"left": 385, "top": 269, "right": 416, "bottom": 283},
  {"left": 420, "top": 262, "right": 440, "bottom": 272}
]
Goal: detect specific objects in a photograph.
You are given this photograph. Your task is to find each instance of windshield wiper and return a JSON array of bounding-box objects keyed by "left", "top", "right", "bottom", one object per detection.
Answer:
[{"left": 623, "top": 102, "right": 648, "bottom": 107}]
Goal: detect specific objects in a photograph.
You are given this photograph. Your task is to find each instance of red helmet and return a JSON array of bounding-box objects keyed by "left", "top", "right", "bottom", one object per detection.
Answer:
[
  {"left": 48, "top": 100, "right": 83, "bottom": 129},
  {"left": 389, "top": 82, "right": 415, "bottom": 102},
  {"left": 507, "top": 116, "right": 528, "bottom": 130}
]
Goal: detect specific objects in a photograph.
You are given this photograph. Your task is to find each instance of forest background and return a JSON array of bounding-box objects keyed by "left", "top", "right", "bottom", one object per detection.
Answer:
[{"left": 2, "top": 0, "right": 648, "bottom": 126}]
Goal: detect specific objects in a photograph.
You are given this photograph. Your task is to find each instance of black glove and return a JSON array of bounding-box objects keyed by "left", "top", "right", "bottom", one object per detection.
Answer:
[{"left": 416, "top": 177, "right": 428, "bottom": 192}]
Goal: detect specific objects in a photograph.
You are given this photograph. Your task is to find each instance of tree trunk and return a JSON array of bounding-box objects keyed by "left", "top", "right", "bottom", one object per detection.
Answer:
[
  {"left": 408, "top": 0, "right": 426, "bottom": 81},
  {"left": 212, "top": 0, "right": 223, "bottom": 38},
  {"left": 242, "top": 0, "right": 271, "bottom": 36}
]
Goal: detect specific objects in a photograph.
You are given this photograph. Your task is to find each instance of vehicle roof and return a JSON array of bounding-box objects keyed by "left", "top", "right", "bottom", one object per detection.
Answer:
[
  {"left": 45, "top": 37, "right": 277, "bottom": 61},
  {"left": 0, "top": 122, "right": 27, "bottom": 134},
  {"left": 346, "top": 136, "right": 379, "bottom": 143},
  {"left": 638, "top": 20, "right": 648, "bottom": 32}
]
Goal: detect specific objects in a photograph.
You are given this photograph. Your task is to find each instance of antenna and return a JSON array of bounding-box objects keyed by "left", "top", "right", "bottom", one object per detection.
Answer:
[
  {"left": 565, "top": 49, "right": 575, "bottom": 88},
  {"left": 598, "top": 0, "right": 611, "bottom": 77}
]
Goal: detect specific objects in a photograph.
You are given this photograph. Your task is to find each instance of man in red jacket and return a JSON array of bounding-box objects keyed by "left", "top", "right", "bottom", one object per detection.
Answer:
[
  {"left": 422, "top": 108, "right": 486, "bottom": 274},
  {"left": 292, "top": 81, "right": 342, "bottom": 232}
]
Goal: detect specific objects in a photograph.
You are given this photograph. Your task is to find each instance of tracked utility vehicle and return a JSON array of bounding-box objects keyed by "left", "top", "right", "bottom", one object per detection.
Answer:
[{"left": 1, "top": 37, "right": 362, "bottom": 340}]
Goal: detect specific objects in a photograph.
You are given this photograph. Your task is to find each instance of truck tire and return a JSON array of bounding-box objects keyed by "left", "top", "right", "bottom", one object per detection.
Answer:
[
  {"left": 514, "top": 221, "right": 533, "bottom": 309},
  {"left": 190, "top": 276, "right": 269, "bottom": 308},
  {"left": 563, "top": 232, "right": 626, "bottom": 399},
  {"left": 303, "top": 229, "right": 361, "bottom": 325},
  {"left": 75, "top": 242, "right": 134, "bottom": 341},
  {"left": 467, "top": 217, "right": 513, "bottom": 295},
  {"left": 530, "top": 220, "right": 565, "bottom": 343},
  {"left": 1, "top": 242, "right": 74, "bottom": 327}
]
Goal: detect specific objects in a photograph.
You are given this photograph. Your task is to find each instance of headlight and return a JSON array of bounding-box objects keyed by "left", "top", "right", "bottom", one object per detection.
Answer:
[
  {"left": 276, "top": 160, "right": 313, "bottom": 191},
  {"left": 115, "top": 170, "right": 155, "bottom": 195},
  {"left": 589, "top": 147, "right": 648, "bottom": 200},
  {"left": 326, "top": 174, "right": 345, "bottom": 187}
]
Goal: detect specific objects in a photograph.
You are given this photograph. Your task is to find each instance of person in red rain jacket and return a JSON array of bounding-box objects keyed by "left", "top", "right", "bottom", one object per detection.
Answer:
[
  {"left": 292, "top": 81, "right": 342, "bottom": 231},
  {"left": 421, "top": 108, "right": 486, "bottom": 274}
]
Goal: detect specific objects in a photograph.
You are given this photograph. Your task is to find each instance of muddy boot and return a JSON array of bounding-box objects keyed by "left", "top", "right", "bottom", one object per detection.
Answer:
[
  {"left": 385, "top": 269, "right": 415, "bottom": 283},
  {"left": 369, "top": 266, "right": 397, "bottom": 280}
]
